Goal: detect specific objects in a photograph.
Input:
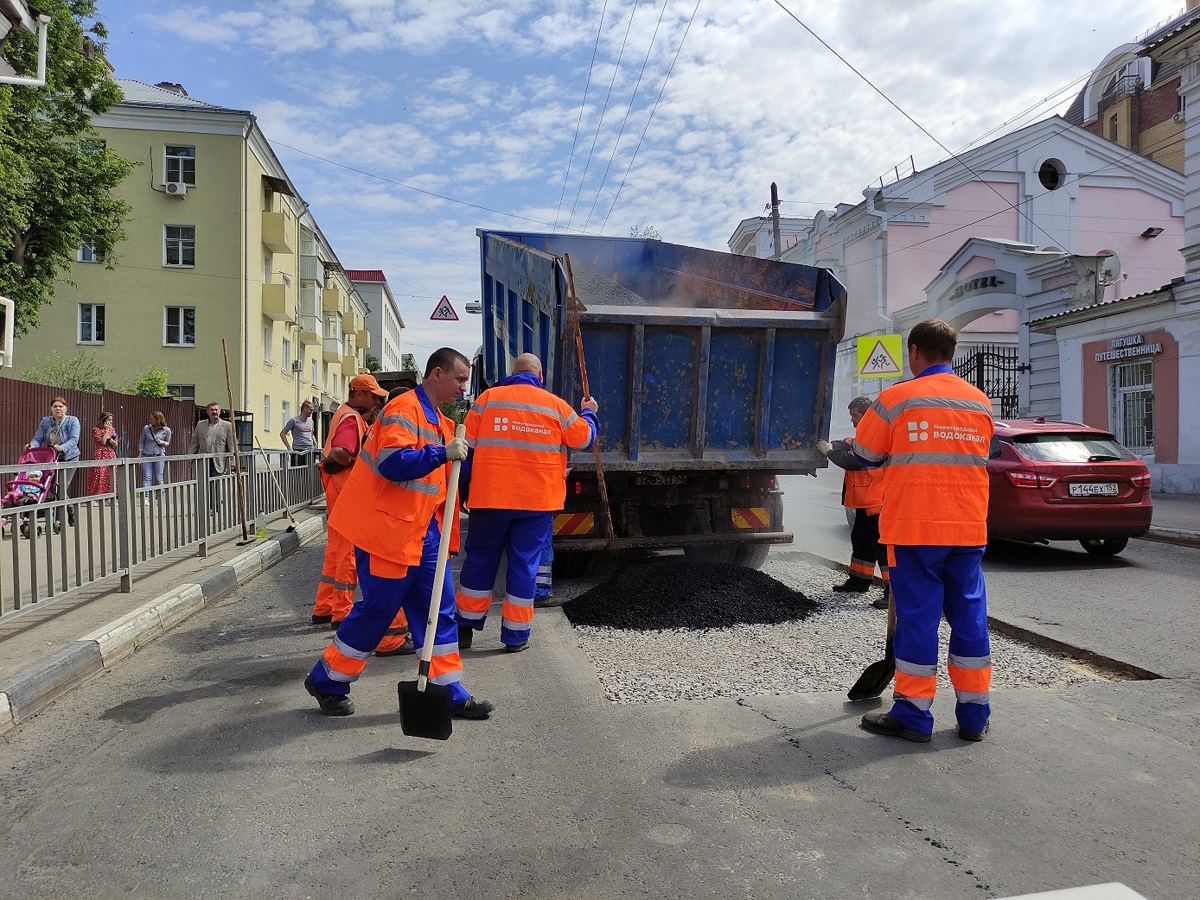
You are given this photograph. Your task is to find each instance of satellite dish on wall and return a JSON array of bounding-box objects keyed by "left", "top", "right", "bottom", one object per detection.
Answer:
[{"left": 1098, "top": 253, "right": 1122, "bottom": 285}]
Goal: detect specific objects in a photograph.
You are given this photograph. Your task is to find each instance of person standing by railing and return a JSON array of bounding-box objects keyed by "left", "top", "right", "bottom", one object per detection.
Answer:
[
  {"left": 27, "top": 396, "right": 81, "bottom": 528},
  {"left": 189, "top": 402, "right": 234, "bottom": 513},
  {"left": 86, "top": 412, "right": 119, "bottom": 503},
  {"left": 139, "top": 411, "right": 172, "bottom": 502}
]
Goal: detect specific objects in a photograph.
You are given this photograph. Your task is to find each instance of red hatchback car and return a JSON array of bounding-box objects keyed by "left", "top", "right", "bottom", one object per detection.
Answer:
[{"left": 986, "top": 418, "right": 1153, "bottom": 556}]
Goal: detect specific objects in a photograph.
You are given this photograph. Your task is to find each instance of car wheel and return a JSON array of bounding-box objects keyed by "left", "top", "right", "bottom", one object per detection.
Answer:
[{"left": 1080, "top": 537, "right": 1129, "bottom": 557}]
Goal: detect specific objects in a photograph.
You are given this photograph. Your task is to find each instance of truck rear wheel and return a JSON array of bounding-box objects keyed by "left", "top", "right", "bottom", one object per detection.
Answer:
[{"left": 553, "top": 550, "right": 593, "bottom": 578}]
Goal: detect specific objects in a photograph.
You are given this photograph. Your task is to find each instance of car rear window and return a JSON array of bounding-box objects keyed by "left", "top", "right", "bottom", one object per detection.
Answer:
[{"left": 1008, "top": 433, "right": 1137, "bottom": 463}]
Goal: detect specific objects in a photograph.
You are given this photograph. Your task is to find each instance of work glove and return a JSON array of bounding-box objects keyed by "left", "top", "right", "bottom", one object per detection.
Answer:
[
  {"left": 446, "top": 436, "right": 469, "bottom": 461},
  {"left": 816, "top": 439, "right": 833, "bottom": 457}
]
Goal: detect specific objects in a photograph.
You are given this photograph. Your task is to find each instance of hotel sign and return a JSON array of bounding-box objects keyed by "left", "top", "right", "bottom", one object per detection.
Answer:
[
  {"left": 1095, "top": 333, "right": 1162, "bottom": 362},
  {"left": 937, "top": 269, "right": 1014, "bottom": 306}
]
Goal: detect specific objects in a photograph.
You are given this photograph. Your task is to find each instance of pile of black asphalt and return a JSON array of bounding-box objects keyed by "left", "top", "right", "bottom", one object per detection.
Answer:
[{"left": 562, "top": 559, "right": 819, "bottom": 630}]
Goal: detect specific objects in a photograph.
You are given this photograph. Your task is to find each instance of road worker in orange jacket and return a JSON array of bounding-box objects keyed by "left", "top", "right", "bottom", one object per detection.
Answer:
[
  {"left": 455, "top": 353, "right": 598, "bottom": 652},
  {"left": 817, "top": 395, "right": 889, "bottom": 610},
  {"left": 852, "top": 320, "right": 994, "bottom": 743},
  {"left": 304, "top": 348, "right": 493, "bottom": 719}
]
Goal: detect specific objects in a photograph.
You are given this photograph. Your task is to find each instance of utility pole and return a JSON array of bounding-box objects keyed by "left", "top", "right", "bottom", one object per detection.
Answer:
[{"left": 770, "top": 182, "right": 783, "bottom": 261}]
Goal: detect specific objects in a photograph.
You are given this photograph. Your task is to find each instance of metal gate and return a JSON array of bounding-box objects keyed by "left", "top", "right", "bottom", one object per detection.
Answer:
[{"left": 953, "top": 343, "right": 1020, "bottom": 418}]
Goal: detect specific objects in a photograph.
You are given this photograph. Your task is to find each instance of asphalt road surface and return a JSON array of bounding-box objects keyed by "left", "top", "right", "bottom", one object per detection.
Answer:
[{"left": 1, "top": 530, "right": 1197, "bottom": 899}]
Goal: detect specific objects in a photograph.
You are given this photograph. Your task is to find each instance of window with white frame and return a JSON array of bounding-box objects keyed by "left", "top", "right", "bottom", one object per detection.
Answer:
[
  {"left": 1112, "top": 360, "right": 1154, "bottom": 455},
  {"left": 165, "top": 145, "right": 196, "bottom": 185},
  {"left": 264, "top": 395, "right": 271, "bottom": 431},
  {"left": 282, "top": 338, "right": 292, "bottom": 370},
  {"left": 311, "top": 358, "right": 318, "bottom": 384},
  {"left": 164, "top": 225, "right": 195, "bottom": 267},
  {"left": 167, "top": 384, "right": 196, "bottom": 404},
  {"left": 78, "top": 303, "right": 105, "bottom": 344},
  {"left": 263, "top": 325, "right": 272, "bottom": 363},
  {"left": 78, "top": 242, "right": 99, "bottom": 263},
  {"left": 282, "top": 400, "right": 291, "bottom": 424},
  {"left": 164, "top": 306, "right": 196, "bottom": 346}
]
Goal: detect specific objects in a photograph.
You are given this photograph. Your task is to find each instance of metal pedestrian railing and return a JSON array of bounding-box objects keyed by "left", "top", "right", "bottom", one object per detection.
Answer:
[{"left": 0, "top": 450, "right": 322, "bottom": 623}]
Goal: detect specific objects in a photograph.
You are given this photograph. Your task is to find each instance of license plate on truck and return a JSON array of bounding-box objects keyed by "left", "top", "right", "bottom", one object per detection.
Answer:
[{"left": 1069, "top": 482, "right": 1119, "bottom": 497}]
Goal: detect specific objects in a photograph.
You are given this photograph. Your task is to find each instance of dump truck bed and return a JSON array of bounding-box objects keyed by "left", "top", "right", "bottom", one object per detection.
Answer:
[{"left": 477, "top": 230, "right": 846, "bottom": 474}]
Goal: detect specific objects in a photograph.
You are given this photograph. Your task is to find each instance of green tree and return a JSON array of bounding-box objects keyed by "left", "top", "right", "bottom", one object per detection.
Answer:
[
  {"left": 124, "top": 364, "right": 169, "bottom": 397},
  {"left": 363, "top": 352, "right": 381, "bottom": 373},
  {"left": 0, "top": 0, "right": 133, "bottom": 334},
  {"left": 21, "top": 348, "right": 106, "bottom": 392}
]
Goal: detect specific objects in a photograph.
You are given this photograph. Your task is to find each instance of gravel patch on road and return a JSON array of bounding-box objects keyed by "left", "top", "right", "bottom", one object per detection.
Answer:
[{"left": 569, "top": 557, "right": 1104, "bottom": 705}]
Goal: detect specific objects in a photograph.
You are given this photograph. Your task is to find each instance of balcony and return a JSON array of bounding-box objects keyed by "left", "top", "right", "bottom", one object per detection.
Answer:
[
  {"left": 355, "top": 327, "right": 370, "bottom": 346},
  {"left": 340, "top": 309, "right": 356, "bottom": 331},
  {"left": 298, "top": 313, "right": 322, "bottom": 347},
  {"left": 322, "top": 287, "right": 341, "bottom": 314},
  {"left": 323, "top": 336, "right": 342, "bottom": 363},
  {"left": 261, "top": 282, "right": 291, "bottom": 321},
  {"left": 299, "top": 253, "right": 323, "bottom": 283},
  {"left": 262, "top": 211, "right": 293, "bottom": 254},
  {"left": 341, "top": 355, "right": 359, "bottom": 376}
]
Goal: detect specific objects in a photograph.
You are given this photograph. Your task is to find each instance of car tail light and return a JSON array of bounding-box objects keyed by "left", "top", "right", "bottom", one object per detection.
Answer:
[
  {"left": 1005, "top": 470, "right": 1058, "bottom": 489},
  {"left": 1131, "top": 470, "right": 1152, "bottom": 487}
]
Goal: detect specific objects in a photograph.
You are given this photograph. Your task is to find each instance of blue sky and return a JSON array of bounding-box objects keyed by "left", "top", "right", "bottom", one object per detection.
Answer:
[{"left": 97, "top": 0, "right": 1184, "bottom": 367}]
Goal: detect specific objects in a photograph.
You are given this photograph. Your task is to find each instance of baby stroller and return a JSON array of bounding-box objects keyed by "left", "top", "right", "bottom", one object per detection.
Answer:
[{"left": 1, "top": 447, "right": 60, "bottom": 538}]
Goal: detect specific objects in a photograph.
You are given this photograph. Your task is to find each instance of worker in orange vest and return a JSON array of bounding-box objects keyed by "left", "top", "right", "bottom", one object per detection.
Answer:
[
  {"left": 817, "top": 395, "right": 889, "bottom": 610},
  {"left": 852, "top": 320, "right": 994, "bottom": 744},
  {"left": 455, "top": 353, "right": 598, "bottom": 652},
  {"left": 304, "top": 348, "right": 492, "bottom": 719}
]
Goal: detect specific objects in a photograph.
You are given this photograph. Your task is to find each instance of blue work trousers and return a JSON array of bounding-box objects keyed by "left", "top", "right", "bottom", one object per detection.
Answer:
[{"left": 458, "top": 509, "right": 552, "bottom": 647}]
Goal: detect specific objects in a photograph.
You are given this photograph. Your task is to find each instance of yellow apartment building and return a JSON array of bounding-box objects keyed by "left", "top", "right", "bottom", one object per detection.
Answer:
[{"left": 12, "top": 79, "right": 370, "bottom": 447}]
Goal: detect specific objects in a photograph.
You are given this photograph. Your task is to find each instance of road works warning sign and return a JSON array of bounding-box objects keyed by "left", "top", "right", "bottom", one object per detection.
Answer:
[
  {"left": 430, "top": 295, "right": 459, "bottom": 321},
  {"left": 857, "top": 334, "right": 903, "bottom": 378}
]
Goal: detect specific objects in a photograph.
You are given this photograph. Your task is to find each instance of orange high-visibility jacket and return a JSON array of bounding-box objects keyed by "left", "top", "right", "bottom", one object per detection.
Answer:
[
  {"left": 464, "top": 381, "right": 594, "bottom": 511},
  {"left": 320, "top": 403, "right": 368, "bottom": 500},
  {"left": 327, "top": 388, "right": 460, "bottom": 566},
  {"left": 840, "top": 437, "right": 884, "bottom": 514},
  {"left": 854, "top": 370, "right": 993, "bottom": 546}
]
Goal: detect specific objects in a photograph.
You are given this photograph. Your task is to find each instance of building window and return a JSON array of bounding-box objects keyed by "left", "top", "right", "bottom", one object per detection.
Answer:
[
  {"left": 1109, "top": 115, "right": 1119, "bottom": 143},
  {"left": 263, "top": 325, "right": 272, "bottom": 363},
  {"left": 264, "top": 395, "right": 271, "bottom": 431},
  {"left": 165, "top": 306, "right": 196, "bottom": 346},
  {"left": 282, "top": 400, "right": 291, "bottom": 424},
  {"left": 1038, "top": 159, "right": 1065, "bottom": 191},
  {"left": 1112, "top": 361, "right": 1154, "bottom": 455},
  {"left": 164, "top": 225, "right": 195, "bottom": 267},
  {"left": 167, "top": 384, "right": 196, "bottom": 404},
  {"left": 78, "top": 242, "right": 99, "bottom": 263},
  {"left": 311, "top": 358, "right": 318, "bottom": 384},
  {"left": 165, "top": 145, "right": 196, "bottom": 185},
  {"left": 282, "top": 337, "right": 292, "bottom": 371},
  {"left": 79, "top": 303, "right": 105, "bottom": 344}
]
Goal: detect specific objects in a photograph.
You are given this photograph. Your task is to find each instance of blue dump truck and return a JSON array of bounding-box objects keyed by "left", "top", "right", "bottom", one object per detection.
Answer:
[{"left": 474, "top": 230, "right": 847, "bottom": 571}]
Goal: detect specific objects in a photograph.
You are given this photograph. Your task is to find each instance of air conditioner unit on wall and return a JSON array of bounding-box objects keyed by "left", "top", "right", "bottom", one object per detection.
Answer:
[
  {"left": 164, "top": 181, "right": 188, "bottom": 196},
  {"left": 1173, "top": 111, "right": 1185, "bottom": 123},
  {"left": 291, "top": 360, "right": 302, "bottom": 373}
]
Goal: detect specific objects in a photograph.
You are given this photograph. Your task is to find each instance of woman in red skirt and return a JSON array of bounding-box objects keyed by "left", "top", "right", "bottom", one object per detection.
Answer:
[{"left": 87, "top": 412, "right": 119, "bottom": 499}]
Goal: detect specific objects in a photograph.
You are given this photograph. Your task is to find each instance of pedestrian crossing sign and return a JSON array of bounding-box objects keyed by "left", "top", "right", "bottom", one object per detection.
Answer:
[
  {"left": 857, "top": 334, "right": 903, "bottom": 378},
  {"left": 430, "top": 295, "right": 459, "bottom": 321}
]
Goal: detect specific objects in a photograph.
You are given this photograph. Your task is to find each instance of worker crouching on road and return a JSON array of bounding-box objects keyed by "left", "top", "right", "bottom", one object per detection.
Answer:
[
  {"left": 304, "top": 348, "right": 493, "bottom": 720},
  {"left": 455, "top": 352, "right": 598, "bottom": 652},
  {"left": 817, "top": 395, "right": 889, "bottom": 610},
  {"left": 852, "top": 320, "right": 994, "bottom": 743}
]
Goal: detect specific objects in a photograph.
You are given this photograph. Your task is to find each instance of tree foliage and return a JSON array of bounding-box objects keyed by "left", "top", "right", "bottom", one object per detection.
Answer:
[
  {"left": 21, "top": 348, "right": 106, "bottom": 392},
  {"left": 123, "top": 364, "right": 170, "bottom": 397},
  {"left": 363, "top": 352, "right": 381, "bottom": 373},
  {"left": 0, "top": 0, "right": 133, "bottom": 334}
]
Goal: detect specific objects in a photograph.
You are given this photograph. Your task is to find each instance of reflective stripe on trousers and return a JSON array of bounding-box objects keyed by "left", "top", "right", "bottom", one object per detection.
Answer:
[{"left": 312, "top": 525, "right": 356, "bottom": 620}]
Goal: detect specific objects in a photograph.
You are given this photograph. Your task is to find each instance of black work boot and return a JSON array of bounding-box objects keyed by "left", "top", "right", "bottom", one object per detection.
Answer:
[
  {"left": 304, "top": 675, "right": 354, "bottom": 716},
  {"left": 860, "top": 710, "right": 930, "bottom": 743},
  {"left": 452, "top": 697, "right": 494, "bottom": 719},
  {"left": 458, "top": 623, "right": 474, "bottom": 649},
  {"left": 833, "top": 576, "right": 872, "bottom": 593},
  {"left": 873, "top": 585, "right": 891, "bottom": 610}
]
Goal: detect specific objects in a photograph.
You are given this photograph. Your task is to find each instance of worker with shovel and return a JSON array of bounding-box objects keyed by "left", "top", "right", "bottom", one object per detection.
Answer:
[
  {"left": 851, "top": 320, "right": 994, "bottom": 744},
  {"left": 304, "top": 348, "right": 493, "bottom": 720},
  {"left": 454, "top": 353, "right": 598, "bottom": 652}
]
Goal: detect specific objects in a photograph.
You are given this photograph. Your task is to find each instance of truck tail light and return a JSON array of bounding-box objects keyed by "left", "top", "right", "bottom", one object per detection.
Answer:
[{"left": 1006, "top": 470, "right": 1058, "bottom": 489}]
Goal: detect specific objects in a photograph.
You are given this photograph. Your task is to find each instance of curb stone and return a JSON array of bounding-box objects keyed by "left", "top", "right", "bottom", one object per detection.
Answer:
[{"left": 0, "top": 515, "right": 324, "bottom": 736}]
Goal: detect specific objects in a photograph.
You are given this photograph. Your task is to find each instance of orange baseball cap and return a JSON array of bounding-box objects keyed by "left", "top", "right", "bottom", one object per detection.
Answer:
[{"left": 349, "top": 374, "right": 388, "bottom": 398}]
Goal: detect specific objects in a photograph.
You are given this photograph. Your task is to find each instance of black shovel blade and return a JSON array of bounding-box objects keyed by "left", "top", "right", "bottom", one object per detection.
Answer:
[
  {"left": 847, "top": 656, "right": 894, "bottom": 701},
  {"left": 398, "top": 680, "right": 453, "bottom": 741}
]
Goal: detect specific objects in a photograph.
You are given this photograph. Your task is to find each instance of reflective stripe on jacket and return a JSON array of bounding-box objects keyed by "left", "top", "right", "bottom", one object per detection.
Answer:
[
  {"left": 327, "top": 388, "right": 458, "bottom": 566},
  {"left": 464, "top": 380, "right": 595, "bottom": 511},
  {"left": 853, "top": 369, "right": 993, "bottom": 546},
  {"left": 320, "top": 403, "right": 368, "bottom": 499}
]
